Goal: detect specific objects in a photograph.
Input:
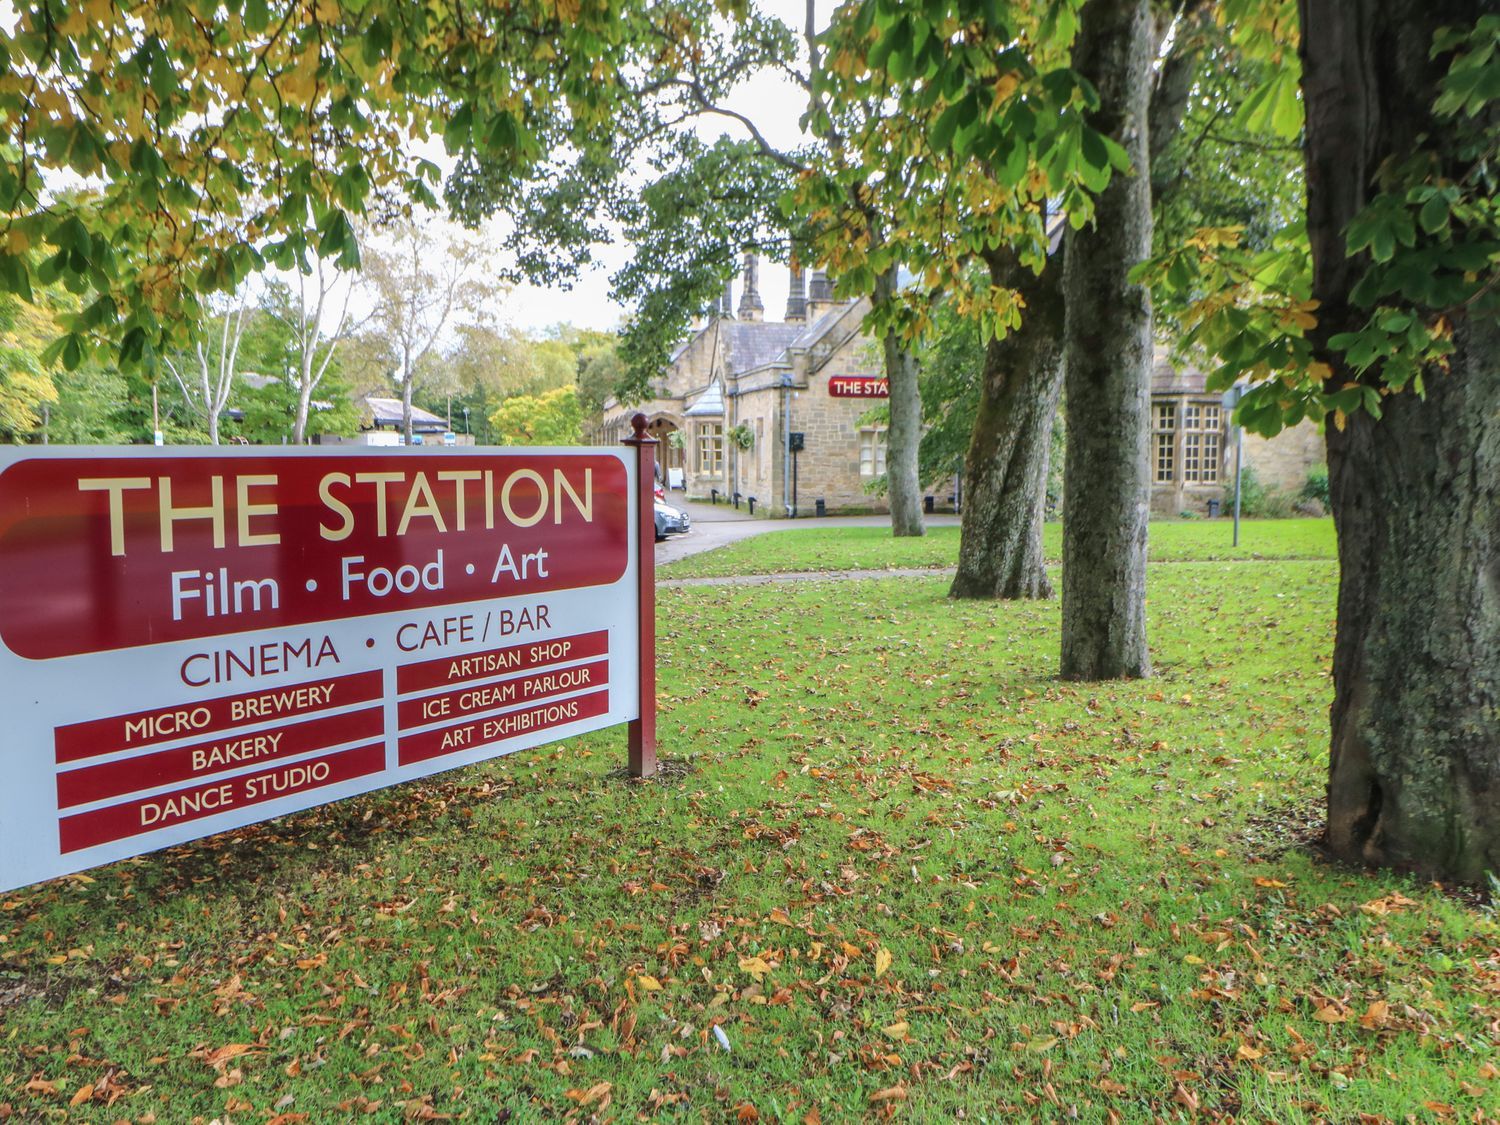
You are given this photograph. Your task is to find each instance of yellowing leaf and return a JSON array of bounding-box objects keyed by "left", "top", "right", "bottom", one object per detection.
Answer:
[
  {"left": 738, "top": 955, "right": 773, "bottom": 981},
  {"left": 881, "top": 1021, "right": 909, "bottom": 1040},
  {"left": 636, "top": 975, "right": 662, "bottom": 991},
  {"left": 874, "top": 948, "right": 893, "bottom": 978}
]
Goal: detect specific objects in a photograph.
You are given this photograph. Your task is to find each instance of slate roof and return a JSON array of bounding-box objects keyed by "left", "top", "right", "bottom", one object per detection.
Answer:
[
  {"left": 365, "top": 395, "right": 448, "bottom": 431},
  {"left": 787, "top": 305, "right": 850, "bottom": 352},
  {"left": 240, "top": 372, "right": 333, "bottom": 411},
  {"left": 1151, "top": 349, "right": 1211, "bottom": 395},
  {"left": 718, "top": 320, "right": 806, "bottom": 375},
  {"left": 685, "top": 381, "right": 725, "bottom": 417}
]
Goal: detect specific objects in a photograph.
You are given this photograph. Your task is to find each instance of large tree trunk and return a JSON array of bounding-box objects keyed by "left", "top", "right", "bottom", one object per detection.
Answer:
[
  {"left": 1059, "top": 0, "right": 1154, "bottom": 680},
  {"left": 950, "top": 248, "right": 1064, "bottom": 599},
  {"left": 1301, "top": 0, "right": 1500, "bottom": 881},
  {"left": 875, "top": 266, "right": 926, "bottom": 538}
]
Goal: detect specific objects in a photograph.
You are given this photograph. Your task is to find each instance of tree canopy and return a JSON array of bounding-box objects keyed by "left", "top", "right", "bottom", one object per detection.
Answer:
[{"left": 0, "top": 0, "right": 627, "bottom": 371}]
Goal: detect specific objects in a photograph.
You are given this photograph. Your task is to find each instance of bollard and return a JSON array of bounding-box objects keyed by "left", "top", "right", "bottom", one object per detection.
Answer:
[
  {"left": 748, "top": 496, "right": 756, "bottom": 515},
  {"left": 710, "top": 488, "right": 718, "bottom": 505},
  {"left": 733, "top": 492, "right": 741, "bottom": 509}
]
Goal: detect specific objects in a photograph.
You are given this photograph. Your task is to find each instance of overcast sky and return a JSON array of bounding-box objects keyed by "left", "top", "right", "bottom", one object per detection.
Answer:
[{"left": 501, "top": 0, "right": 814, "bottom": 333}]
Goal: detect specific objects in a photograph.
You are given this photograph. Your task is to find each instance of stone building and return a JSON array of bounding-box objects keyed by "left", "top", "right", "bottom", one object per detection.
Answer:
[
  {"left": 1149, "top": 354, "right": 1325, "bottom": 515},
  {"left": 597, "top": 255, "right": 901, "bottom": 516},
  {"left": 598, "top": 255, "right": 1324, "bottom": 518}
]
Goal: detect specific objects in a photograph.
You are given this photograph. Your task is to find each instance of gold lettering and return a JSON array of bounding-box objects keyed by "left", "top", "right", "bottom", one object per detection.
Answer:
[
  {"left": 500, "top": 469, "right": 547, "bottom": 528},
  {"left": 354, "top": 472, "right": 405, "bottom": 537},
  {"left": 552, "top": 467, "right": 593, "bottom": 523},
  {"left": 77, "top": 477, "right": 151, "bottom": 556},
  {"left": 158, "top": 476, "right": 226, "bottom": 552},
  {"left": 319, "top": 473, "right": 354, "bottom": 541},
  {"left": 437, "top": 470, "right": 481, "bottom": 531},
  {"left": 397, "top": 472, "right": 447, "bottom": 536},
  {"left": 236, "top": 475, "right": 280, "bottom": 547}
]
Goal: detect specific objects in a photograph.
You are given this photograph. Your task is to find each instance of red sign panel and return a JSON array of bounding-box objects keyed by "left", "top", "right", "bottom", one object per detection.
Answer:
[
  {"left": 397, "top": 659, "right": 609, "bottom": 731},
  {"left": 398, "top": 690, "right": 612, "bottom": 767},
  {"left": 0, "top": 453, "right": 628, "bottom": 660},
  {"left": 828, "top": 376, "right": 889, "bottom": 398},
  {"left": 396, "top": 630, "right": 610, "bottom": 695},
  {"left": 60, "top": 742, "right": 385, "bottom": 853},
  {"left": 57, "top": 707, "right": 385, "bottom": 808},
  {"left": 54, "top": 671, "right": 382, "bottom": 763}
]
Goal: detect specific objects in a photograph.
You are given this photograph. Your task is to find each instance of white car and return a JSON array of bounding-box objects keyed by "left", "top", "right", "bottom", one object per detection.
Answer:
[{"left": 654, "top": 499, "right": 691, "bottom": 541}]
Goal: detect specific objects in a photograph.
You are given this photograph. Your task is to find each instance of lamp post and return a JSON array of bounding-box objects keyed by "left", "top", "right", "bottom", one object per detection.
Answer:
[
  {"left": 462, "top": 406, "right": 470, "bottom": 436},
  {"left": 1222, "top": 384, "right": 1247, "bottom": 547}
]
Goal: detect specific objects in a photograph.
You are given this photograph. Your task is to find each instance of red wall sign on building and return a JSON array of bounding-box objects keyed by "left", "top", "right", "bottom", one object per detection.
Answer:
[
  {"left": 0, "top": 427, "right": 658, "bottom": 894},
  {"left": 827, "top": 376, "right": 890, "bottom": 398}
]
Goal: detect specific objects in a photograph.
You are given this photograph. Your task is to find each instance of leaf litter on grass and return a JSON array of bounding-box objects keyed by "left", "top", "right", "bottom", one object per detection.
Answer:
[{"left": 1, "top": 554, "right": 1496, "bottom": 1123}]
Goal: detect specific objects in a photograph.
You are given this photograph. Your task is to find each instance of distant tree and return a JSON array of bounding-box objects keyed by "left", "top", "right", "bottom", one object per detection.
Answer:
[
  {"left": 490, "top": 386, "right": 583, "bottom": 446},
  {"left": 163, "top": 295, "right": 252, "bottom": 445},
  {"left": 0, "top": 284, "right": 57, "bottom": 441},
  {"left": 262, "top": 260, "right": 363, "bottom": 445},
  {"left": 234, "top": 372, "right": 361, "bottom": 445},
  {"left": 46, "top": 366, "right": 132, "bottom": 445},
  {"left": 576, "top": 337, "right": 624, "bottom": 414},
  {"left": 359, "top": 218, "right": 498, "bottom": 442}
]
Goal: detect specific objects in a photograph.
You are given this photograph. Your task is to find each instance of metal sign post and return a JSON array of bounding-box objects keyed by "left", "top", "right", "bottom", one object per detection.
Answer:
[{"left": 623, "top": 415, "right": 657, "bottom": 778}]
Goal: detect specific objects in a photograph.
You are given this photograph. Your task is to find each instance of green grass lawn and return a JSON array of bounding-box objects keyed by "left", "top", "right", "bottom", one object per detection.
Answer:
[
  {"left": 4, "top": 539, "right": 1497, "bottom": 1123},
  {"left": 661, "top": 517, "right": 1337, "bottom": 579}
]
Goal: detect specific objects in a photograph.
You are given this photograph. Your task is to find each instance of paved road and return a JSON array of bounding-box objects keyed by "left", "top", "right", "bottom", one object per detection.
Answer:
[{"left": 654, "top": 495, "right": 960, "bottom": 567}]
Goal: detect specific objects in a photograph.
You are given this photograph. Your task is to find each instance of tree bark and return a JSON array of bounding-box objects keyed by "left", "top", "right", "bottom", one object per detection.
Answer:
[
  {"left": 402, "top": 362, "right": 414, "bottom": 445},
  {"left": 875, "top": 266, "right": 926, "bottom": 538},
  {"left": 294, "top": 381, "right": 313, "bottom": 446},
  {"left": 1059, "top": 0, "right": 1155, "bottom": 680},
  {"left": 1301, "top": 0, "right": 1500, "bottom": 881},
  {"left": 950, "top": 248, "right": 1065, "bottom": 599}
]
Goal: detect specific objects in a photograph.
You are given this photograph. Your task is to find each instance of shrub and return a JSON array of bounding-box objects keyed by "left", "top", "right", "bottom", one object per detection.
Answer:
[
  {"left": 1300, "top": 465, "right": 1330, "bottom": 507},
  {"left": 1235, "top": 465, "right": 1296, "bottom": 518}
]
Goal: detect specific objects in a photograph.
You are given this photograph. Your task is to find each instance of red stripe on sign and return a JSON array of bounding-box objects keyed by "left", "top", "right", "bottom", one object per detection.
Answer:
[
  {"left": 396, "top": 630, "right": 608, "bottom": 695},
  {"left": 56, "top": 707, "right": 385, "bottom": 809},
  {"left": 0, "top": 453, "right": 629, "bottom": 660},
  {"left": 398, "top": 690, "right": 610, "bottom": 767},
  {"left": 398, "top": 660, "right": 608, "bottom": 732},
  {"left": 58, "top": 742, "right": 384, "bottom": 854},
  {"left": 54, "top": 670, "right": 382, "bottom": 764}
]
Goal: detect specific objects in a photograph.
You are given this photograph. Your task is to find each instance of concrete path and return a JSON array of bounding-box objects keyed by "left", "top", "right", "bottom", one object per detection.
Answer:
[
  {"left": 659, "top": 566, "right": 957, "bottom": 588},
  {"left": 654, "top": 494, "right": 960, "bottom": 567}
]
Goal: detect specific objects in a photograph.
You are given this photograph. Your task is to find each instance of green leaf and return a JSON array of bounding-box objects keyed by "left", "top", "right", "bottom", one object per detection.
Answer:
[
  {"left": 1418, "top": 193, "right": 1450, "bottom": 233},
  {"left": 1269, "top": 72, "right": 1303, "bottom": 138},
  {"left": 929, "top": 97, "right": 969, "bottom": 154}
]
